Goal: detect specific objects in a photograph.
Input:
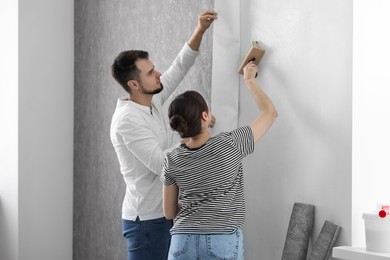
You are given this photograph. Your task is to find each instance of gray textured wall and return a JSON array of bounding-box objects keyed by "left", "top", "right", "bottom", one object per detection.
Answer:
[{"left": 74, "top": 1, "right": 214, "bottom": 259}]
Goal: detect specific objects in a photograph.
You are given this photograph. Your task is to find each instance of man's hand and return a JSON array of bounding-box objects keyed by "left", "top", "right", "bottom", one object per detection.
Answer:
[
  {"left": 197, "top": 10, "right": 218, "bottom": 33},
  {"left": 188, "top": 10, "right": 218, "bottom": 51},
  {"left": 208, "top": 114, "right": 216, "bottom": 128},
  {"left": 181, "top": 138, "right": 190, "bottom": 144}
]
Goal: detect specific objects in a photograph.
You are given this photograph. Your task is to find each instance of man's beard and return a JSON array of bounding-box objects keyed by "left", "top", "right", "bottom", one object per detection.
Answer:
[{"left": 140, "top": 83, "right": 164, "bottom": 95}]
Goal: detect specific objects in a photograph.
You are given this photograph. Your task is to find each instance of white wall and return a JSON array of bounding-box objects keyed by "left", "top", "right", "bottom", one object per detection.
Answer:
[
  {"left": 213, "top": 1, "right": 352, "bottom": 259},
  {"left": 240, "top": 2, "right": 352, "bottom": 259},
  {"left": 0, "top": 1, "right": 74, "bottom": 259},
  {"left": 0, "top": 1, "right": 19, "bottom": 259},
  {"left": 352, "top": 0, "right": 390, "bottom": 246},
  {"left": 18, "top": 0, "right": 74, "bottom": 259}
]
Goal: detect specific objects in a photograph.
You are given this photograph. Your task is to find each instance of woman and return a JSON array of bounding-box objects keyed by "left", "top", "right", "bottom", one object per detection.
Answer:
[{"left": 160, "top": 62, "right": 277, "bottom": 259}]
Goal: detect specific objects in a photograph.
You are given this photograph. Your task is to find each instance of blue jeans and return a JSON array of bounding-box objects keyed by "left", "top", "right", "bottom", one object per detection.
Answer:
[
  {"left": 122, "top": 217, "right": 173, "bottom": 260},
  {"left": 168, "top": 229, "right": 244, "bottom": 260}
]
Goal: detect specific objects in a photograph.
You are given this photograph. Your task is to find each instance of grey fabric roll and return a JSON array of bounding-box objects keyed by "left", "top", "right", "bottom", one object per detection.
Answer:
[
  {"left": 281, "top": 202, "right": 315, "bottom": 260},
  {"left": 308, "top": 220, "right": 341, "bottom": 260}
]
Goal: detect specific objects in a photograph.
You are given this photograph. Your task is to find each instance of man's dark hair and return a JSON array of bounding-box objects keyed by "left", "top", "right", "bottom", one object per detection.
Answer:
[{"left": 111, "top": 50, "right": 149, "bottom": 93}]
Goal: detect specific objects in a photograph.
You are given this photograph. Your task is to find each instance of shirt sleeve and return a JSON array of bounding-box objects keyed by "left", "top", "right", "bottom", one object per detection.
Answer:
[
  {"left": 228, "top": 126, "right": 255, "bottom": 157},
  {"left": 116, "top": 114, "right": 164, "bottom": 176},
  {"left": 156, "top": 42, "right": 199, "bottom": 106},
  {"left": 160, "top": 154, "right": 176, "bottom": 186}
]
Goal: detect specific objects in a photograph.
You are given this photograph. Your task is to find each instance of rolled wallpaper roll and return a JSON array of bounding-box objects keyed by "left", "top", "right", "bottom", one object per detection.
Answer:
[
  {"left": 282, "top": 202, "right": 315, "bottom": 260},
  {"left": 308, "top": 220, "right": 341, "bottom": 260}
]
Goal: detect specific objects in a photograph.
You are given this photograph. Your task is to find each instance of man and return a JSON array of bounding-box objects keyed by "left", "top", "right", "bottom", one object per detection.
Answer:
[{"left": 110, "top": 10, "right": 217, "bottom": 260}]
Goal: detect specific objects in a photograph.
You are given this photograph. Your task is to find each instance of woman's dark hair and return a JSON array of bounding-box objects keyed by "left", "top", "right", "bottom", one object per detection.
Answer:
[
  {"left": 168, "top": 91, "right": 209, "bottom": 138},
  {"left": 111, "top": 50, "right": 149, "bottom": 93}
]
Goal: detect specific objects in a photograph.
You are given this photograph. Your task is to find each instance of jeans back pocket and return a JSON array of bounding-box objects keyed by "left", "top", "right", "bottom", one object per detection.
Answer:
[
  {"left": 206, "top": 230, "right": 243, "bottom": 260},
  {"left": 169, "top": 234, "right": 192, "bottom": 257}
]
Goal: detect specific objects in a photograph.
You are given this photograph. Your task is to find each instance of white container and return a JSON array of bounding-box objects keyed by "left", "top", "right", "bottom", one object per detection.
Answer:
[{"left": 362, "top": 212, "right": 390, "bottom": 253}]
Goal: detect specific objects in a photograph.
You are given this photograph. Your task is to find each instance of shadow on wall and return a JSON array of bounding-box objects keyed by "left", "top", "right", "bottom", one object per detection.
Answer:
[
  {"left": 0, "top": 198, "right": 11, "bottom": 260},
  {"left": 0, "top": 198, "right": 3, "bottom": 256},
  {"left": 0, "top": 197, "right": 15, "bottom": 260}
]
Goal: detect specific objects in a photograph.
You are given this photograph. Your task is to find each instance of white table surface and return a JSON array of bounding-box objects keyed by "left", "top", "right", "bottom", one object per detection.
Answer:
[{"left": 333, "top": 246, "right": 390, "bottom": 260}]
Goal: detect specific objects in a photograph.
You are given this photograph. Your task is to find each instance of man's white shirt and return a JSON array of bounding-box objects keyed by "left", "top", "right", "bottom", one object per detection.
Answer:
[{"left": 110, "top": 43, "right": 198, "bottom": 221}]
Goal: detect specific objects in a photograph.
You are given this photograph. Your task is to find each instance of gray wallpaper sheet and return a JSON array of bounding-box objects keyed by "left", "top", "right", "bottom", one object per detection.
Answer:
[{"left": 74, "top": 1, "right": 214, "bottom": 259}]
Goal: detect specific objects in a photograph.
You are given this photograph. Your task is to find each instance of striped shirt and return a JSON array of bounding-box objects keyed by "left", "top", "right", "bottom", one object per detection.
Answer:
[{"left": 161, "top": 126, "right": 254, "bottom": 235}]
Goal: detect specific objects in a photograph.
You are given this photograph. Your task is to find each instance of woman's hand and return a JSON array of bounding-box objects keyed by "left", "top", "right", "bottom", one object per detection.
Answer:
[{"left": 243, "top": 61, "right": 259, "bottom": 82}]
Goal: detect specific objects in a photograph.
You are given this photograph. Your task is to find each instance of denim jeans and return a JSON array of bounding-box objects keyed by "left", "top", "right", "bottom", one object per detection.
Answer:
[
  {"left": 168, "top": 229, "right": 244, "bottom": 260},
  {"left": 122, "top": 217, "right": 173, "bottom": 260}
]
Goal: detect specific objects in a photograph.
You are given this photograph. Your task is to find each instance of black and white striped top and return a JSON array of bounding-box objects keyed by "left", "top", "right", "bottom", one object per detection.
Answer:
[{"left": 161, "top": 126, "right": 254, "bottom": 235}]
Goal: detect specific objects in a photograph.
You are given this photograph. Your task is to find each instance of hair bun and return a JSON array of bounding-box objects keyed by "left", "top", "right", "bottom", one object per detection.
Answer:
[{"left": 169, "top": 115, "right": 188, "bottom": 137}]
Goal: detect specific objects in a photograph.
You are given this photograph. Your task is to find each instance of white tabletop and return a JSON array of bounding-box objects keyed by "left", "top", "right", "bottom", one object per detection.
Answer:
[{"left": 333, "top": 246, "right": 390, "bottom": 260}]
